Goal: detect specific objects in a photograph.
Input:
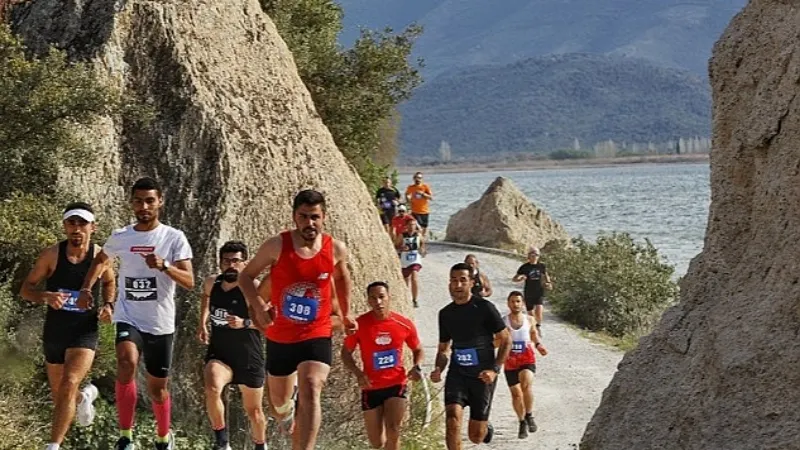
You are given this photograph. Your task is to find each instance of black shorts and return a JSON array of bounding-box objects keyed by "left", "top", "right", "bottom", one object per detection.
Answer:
[
  {"left": 206, "top": 330, "right": 265, "bottom": 389},
  {"left": 265, "top": 337, "right": 332, "bottom": 377},
  {"left": 43, "top": 331, "right": 98, "bottom": 365},
  {"left": 444, "top": 373, "right": 496, "bottom": 421},
  {"left": 115, "top": 322, "right": 174, "bottom": 378},
  {"left": 505, "top": 364, "right": 535, "bottom": 387},
  {"left": 380, "top": 209, "right": 396, "bottom": 225},
  {"left": 412, "top": 213, "right": 429, "bottom": 228},
  {"left": 361, "top": 384, "right": 408, "bottom": 411},
  {"left": 525, "top": 294, "right": 544, "bottom": 310}
]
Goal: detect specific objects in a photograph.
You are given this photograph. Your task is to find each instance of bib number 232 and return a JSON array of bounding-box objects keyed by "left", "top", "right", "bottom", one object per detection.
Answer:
[
  {"left": 454, "top": 348, "right": 478, "bottom": 367},
  {"left": 282, "top": 295, "right": 319, "bottom": 323}
]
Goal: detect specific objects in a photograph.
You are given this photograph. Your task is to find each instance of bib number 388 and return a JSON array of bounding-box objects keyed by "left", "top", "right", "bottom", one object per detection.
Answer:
[
  {"left": 454, "top": 348, "right": 478, "bottom": 367},
  {"left": 282, "top": 295, "right": 319, "bottom": 323}
]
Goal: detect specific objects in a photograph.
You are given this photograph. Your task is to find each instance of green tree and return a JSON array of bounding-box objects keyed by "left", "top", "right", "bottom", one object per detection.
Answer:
[
  {"left": 545, "top": 233, "right": 679, "bottom": 339},
  {"left": 261, "top": 0, "right": 422, "bottom": 190}
]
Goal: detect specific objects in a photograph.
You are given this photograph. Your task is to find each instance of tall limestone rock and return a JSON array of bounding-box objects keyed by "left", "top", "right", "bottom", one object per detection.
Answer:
[
  {"left": 582, "top": 2, "right": 800, "bottom": 448},
  {"left": 445, "top": 177, "right": 568, "bottom": 253},
  {"left": 11, "top": 0, "right": 408, "bottom": 441}
]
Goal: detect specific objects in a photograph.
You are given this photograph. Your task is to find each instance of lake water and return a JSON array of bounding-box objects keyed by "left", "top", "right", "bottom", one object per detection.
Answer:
[{"left": 407, "top": 163, "right": 710, "bottom": 276}]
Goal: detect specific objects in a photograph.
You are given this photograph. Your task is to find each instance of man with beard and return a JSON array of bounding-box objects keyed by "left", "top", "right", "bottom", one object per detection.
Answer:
[
  {"left": 20, "top": 202, "right": 116, "bottom": 450},
  {"left": 405, "top": 172, "right": 433, "bottom": 237},
  {"left": 239, "top": 189, "right": 356, "bottom": 450},
  {"left": 78, "top": 177, "right": 194, "bottom": 450},
  {"left": 464, "top": 255, "right": 492, "bottom": 299},
  {"left": 375, "top": 176, "right": 401, "bottom": 235},
  {"left": 431, "top": 263, "right": 511, "bottom": 449},
  {"left": 198, "top": 241, "right": 266, "bottom": 450}
]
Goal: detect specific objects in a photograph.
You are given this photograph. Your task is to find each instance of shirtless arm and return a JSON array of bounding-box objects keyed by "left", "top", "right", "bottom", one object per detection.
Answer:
[
  {"left": 97, "top": 248, "right": 117, "bottom": 322},
  {"left": 19, "top": 246, "right": 63, "bottom": 307},
  {"left": 530, "top": 324, "right": 548, "bottom": 355},
  {"left": 430, "top": 341, "right": 451, "bottom": 383},
  {"left": 333, "top": 239, "right": 356, "bottom": 332},
  {"left": 239, "top": 236, "right": 281, "bottom": 329},
  {"left": 197, "top": 276, "right": 215, "bottom": 344}
]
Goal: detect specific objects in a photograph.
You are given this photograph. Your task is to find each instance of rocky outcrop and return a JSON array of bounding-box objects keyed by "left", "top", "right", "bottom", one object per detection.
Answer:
[
  {"left": 581, "top": 2, "right": 800, "bottom": 449},
  {"left": 445, "top": 177, "right": 568, "bottom": 253},
  {"left": 11, "top": 0, "right": 407, "bottom": 442}
]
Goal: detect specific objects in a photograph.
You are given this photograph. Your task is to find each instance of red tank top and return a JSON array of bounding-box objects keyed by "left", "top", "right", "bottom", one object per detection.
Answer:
[{"left": 266, "top": 231, "right": 334, "bottom": 343}]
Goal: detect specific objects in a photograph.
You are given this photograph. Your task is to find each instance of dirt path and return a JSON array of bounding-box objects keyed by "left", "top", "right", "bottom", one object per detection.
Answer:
[{"left": 413, "top": 244, "right": 623, "bottom": 449}]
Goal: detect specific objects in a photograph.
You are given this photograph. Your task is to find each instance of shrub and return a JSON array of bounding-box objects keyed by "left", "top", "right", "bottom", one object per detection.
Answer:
[{"left": 545, "top": 233, "right": 678, "bottom": 338}]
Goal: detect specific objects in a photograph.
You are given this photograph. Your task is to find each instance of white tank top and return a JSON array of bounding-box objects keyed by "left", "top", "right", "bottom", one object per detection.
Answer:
[
  {"left": 504, "top": 313, "right": 533, "bottom": 344},
  {"left": 400, "top": 233, "right": 422, "bottom": 268}
]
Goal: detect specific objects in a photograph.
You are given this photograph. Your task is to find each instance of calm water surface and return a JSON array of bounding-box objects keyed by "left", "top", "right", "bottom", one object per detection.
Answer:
[{"left": 405, "top": 163, "right": 710, "bottom": 276}]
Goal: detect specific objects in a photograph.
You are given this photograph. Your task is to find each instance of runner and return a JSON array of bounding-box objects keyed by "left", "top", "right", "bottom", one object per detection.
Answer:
[
  {"left": 78, "top": 177, "right": 194, "bottom": 450},
  {"left": 238, "top": 189, "right": 357, "bottom": 450},
  {"left": 512, "top": 246, "right": 553, "bottom": 336},
  {"left": 503, "top": 291, "right": 548, "bottom": 439},
  {"left": 20, "top": 202, "right": 115, "bottom": 450},
  {"left": 464, "top": 254, "right": 492, "bottom": 298},
  {"left": 390, "top": 204, "right": 412, "bottom": 242},
  {"left": 405, "top": 172, "right": 433, "bottom": 237},
  {"left": 395, "top": 216, "right": 426, "bottom": 308},
  {"left": 341, "top": 281, "right": 424, "bottom": 450},
  {"left": 197, "top": 241, "right": 266, "bottom": 450},
  {"left": 375, "top": 176, "right": 401, "bottom": 235},
  {"left": 431, "top": 263, "right": 511, "bottom": 449}
]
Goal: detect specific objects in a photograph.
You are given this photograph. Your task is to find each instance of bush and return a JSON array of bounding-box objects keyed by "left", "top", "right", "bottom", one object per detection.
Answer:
[
  {"left": 548, "top": 149, "right": 593, "bottom": 160},
  {"left": 544, "top": 233, "right": 678, "bottom": 338}
]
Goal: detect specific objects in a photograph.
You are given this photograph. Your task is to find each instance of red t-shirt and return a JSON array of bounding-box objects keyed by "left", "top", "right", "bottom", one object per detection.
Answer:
[
  {"left": 344, "top": 311, "right": 421, "bottom": 391},
  {"left": 391, "top": 214, "right": 412, "bottom": 237},
  {"left": 266, "top": 231, "right": 334, "bottom": 344}
]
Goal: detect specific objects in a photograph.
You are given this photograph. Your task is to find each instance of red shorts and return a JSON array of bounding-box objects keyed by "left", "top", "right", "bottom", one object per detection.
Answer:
[{"left": 402, "top": 264, "right": 422, "bottom": 278}]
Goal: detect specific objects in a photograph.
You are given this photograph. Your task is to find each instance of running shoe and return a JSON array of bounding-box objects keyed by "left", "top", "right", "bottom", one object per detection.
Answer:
[
  {"left": 154, "top": 431, "right": 174, "bottom": 450},
  {"left": 518, "top": 420, "right": 528, "bottom": 439},
  {"left": 76, "top": 383, "right": 99, "bottom": 426},
  {"left": 213, "top": 443, "right": 232, "bottom": 450},
  {"left": 115, "top": 437, "right": 135, "bottom": 450},
  {"left": 526, "top": 414, "right": 538, "bottom": 433}
]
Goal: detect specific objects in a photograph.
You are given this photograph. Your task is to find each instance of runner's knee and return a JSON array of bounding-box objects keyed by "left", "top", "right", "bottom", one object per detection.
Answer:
[
  {"left": 57, "top": 373, "right": 81, "bottom": 395},
  {"left": 117, "top": 357, "right": 137, "bottom": 381},
  {"left": 298, "top": 375, "right": 325, "bottom": 403},
  {"left": 245, "top": 403, "right": 265, "bottom": 422}
]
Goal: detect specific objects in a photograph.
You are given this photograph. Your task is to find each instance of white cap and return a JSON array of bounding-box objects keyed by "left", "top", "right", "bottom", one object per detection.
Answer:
[
  {"left": 398, "top": 204, "right": 407, "bottom": 211},
  {"left": 63, "top": 208, "right": 95, "bottom": 223},
  {"left": 528, "top": 246, "right": 540, "bottom": 255}
]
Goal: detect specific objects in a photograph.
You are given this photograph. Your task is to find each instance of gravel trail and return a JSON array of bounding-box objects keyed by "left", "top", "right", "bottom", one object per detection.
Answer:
[{"left": 412, "top": 243, "right": 622, "bottom": 450}]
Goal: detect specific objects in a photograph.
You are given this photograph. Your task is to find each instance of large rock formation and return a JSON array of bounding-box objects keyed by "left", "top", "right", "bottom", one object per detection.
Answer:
[
  {"left": 445, "top": 177, "right": 568, "bottom": 253},
  {"left": 581, "top": 2, "right": 800, "bottom": 449},
  {"left": 11, "top": 0, "right": 408, "bottom": 442}
]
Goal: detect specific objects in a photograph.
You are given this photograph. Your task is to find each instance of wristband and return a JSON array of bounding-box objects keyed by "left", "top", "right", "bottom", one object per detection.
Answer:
[
  {"left": 243, "top": 319, "right": 252, "bottom": 328},
  {"left": 412, "top": 364, "right": 422, "bottom": 372},
  {"left": 535, "top": 342, "right": 543, "bottom": 348},
  {"left": 492, "top": 364, "right": 502, "bottom": 374}
]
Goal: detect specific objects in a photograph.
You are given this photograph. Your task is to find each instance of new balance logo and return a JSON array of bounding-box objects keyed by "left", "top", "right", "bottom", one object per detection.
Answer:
[{"left": 318, "top": 273, "right": 330, "bottom": 280}]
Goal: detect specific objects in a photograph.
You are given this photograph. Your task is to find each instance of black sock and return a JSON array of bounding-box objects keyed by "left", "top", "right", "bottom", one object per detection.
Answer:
[
  {"left": 254, "top": 443, "right": 266, "bottom": 450},
  {"left": 525, "top": 412, "right": 533, "bottom": 419},
  {"left": 214, "top": 427, "right": 228, "bottom": 445}
]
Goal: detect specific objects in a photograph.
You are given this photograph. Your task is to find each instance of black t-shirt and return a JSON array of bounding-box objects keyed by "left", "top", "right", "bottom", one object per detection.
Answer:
[
  {"left": 376, "top": 187, "right": 401, "bottom": 211},
  {"left": 517, "top": 262, "right": 547, "bottom": 300},
  {"left": 209, "top": 276, "right": 261, "bottom": 346},
  {"left": 438, "top": 296, "right": 505, "bottom": 377}
]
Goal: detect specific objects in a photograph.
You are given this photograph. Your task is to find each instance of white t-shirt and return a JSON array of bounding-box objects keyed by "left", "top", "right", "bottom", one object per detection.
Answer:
[{"left": 103, "top": 224, "right": 193, "bottom": 335}]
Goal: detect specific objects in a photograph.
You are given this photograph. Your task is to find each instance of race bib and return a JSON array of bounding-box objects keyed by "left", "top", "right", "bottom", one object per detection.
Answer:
[
  {"left": 282, "top": 294, "right": 319, "bottom": 322},
  {"left": 210, "top": 307, "right": 229, "bottom": 327},
  {"left": 125, "top": 277, "right": 158, "bottom": 301},
  {"left": 454, "top": 348, "right": 478, "bottom": 367},
  {"left": 405, "top": 251, "right": 419, "bottom": 262},
  {"left": 58, "top": 289, "right": 83, "bottom": 313},
  {"left": 511, "top": 341, "right": 525, "bottom": 354},
  {"left": 414, "top": 192, "right": 423, "bottom": 199},
  {"left": 372, "top": 349, "right": 399, "bottom": 370},
  {"left": 382, "top": 201, "right": 393, "bottom": 209}
]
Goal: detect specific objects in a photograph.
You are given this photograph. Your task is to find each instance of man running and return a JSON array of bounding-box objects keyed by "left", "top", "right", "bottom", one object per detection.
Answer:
[
  {"left": 431, "top": 263, "right": 511, "bottom": 449},
  {"left": 20, "top": 202, "right": 115, "bottom": 450},
  {"left": 238, "top": 189, "right": 356, "bottom": 450},
  {"left": 503, "top": 291, "right": 547, "bottom": 439},
  {"left": 198, "top": 241, "right": 266, "bottom": 450},
  {"left": 405, "top": 172, "right": 433, "bottom": 237},
  {"left": 375, "top": 176, "right": 401, "bottom": 235},
  {"left": 390, "top": 204, "right": 412, "bottom": 243},
  {"left": 512, "top": 246, "right": 553, "bottom": 336},
  {"left": 464, "top": 254, "right": 492, "bottom": 298},
  {"left": 395, "top": 216, "right": 426, "bottom": 308},
  {"left": 341, "top": 281, "right": 424, "bottom": 450},
  {"left": 78, "top": 177, "right": 194, "bottom": 450}
]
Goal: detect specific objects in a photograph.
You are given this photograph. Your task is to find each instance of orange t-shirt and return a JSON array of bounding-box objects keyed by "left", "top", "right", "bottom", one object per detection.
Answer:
[{"left": 405, "top": 183, "right": 432, "bottom": 214}]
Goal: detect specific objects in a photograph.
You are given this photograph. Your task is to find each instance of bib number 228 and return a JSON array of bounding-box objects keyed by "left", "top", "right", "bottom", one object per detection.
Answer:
[{"left": 373, "top": 349, "right": 399, "bottom": 370}]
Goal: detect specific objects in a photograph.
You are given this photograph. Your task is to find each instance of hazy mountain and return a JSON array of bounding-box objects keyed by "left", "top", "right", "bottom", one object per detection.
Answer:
[
  {"left": 337, "top": 0, "right": 747, "bottom": 78},
  {"left": 399, "top": 53, "right": 711, "bottom": 159}
]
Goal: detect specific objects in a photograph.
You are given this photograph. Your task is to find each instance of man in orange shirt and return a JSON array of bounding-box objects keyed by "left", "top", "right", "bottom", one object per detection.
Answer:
[{"left": 405, "top": 172, "right": 433, "bottom": 237}]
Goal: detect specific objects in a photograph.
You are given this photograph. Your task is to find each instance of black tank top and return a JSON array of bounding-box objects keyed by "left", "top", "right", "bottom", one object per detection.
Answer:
[
  {"left": 43, "top": 241, "right": 99, "bottom": 339},
  {"left": 471, "top": 269, "right": 484, "bottom": 297},
  {"left": 208, "top": 275, "right": 261, "bottom": 346}
]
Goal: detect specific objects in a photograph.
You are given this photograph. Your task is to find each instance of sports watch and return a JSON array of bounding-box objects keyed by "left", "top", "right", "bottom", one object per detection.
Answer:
[
  {"left": 492, "top": 364, "right": 502, "bottom": 374},
  {"left": 160, "top": 260, "right": 171, "bottom": 272}
]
